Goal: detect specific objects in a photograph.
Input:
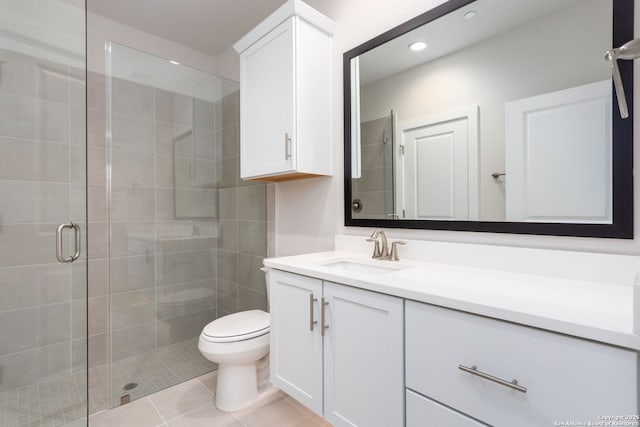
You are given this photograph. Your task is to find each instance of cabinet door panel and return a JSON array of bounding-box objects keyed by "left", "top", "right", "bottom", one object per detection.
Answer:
[
  {"left": 240, "top": 17, "right": 295, "bottom": 178},
  {"left": 269, "top": 270, "right": 323, "bottom": 415},
  {"left": 323, "top": 282, "right": 404, "bottom": 427}
]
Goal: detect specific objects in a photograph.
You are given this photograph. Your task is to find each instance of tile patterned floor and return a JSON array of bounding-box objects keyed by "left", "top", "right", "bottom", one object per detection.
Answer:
[
  {"left": 90, "top": 371, "right": 333, "bottom": 427},
  {"left": 0, "top": 371, "right": 87, "bottom": 427},
  {"left": 0, "top": 337, "right": 213, "bottom": 427},
  {"left": 107, "top": 337, "right": 213, "bottom": 409}
]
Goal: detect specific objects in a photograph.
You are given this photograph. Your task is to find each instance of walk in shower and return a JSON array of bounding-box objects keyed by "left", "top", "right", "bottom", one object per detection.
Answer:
[
  {"left": 89, "top": 43, "right": 268, "bottom": 411},
  {"left": 0, "top": 2, "right": 269, "bottom": 424}
]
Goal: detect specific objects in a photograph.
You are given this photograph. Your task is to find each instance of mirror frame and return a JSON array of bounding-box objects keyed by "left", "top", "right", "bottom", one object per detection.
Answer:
[{"left": 343, "top": 0, "right": 634, "bottom": 238}]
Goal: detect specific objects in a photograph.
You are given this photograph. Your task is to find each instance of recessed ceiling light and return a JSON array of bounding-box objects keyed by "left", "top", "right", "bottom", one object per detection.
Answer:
[
  {"left": 169, "top": 59, "right": 180, "bottom": 65},
  {"left": 464, "top": 11, "right": 477, "bottom": 20},
  {"left": 408, "top": 41, "right": 428, "bottom": 52}
]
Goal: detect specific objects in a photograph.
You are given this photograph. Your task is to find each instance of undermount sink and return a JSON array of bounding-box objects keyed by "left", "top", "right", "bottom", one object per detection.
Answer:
[{"left": 320, "top": 259, "right": 409, "bottom": 275}]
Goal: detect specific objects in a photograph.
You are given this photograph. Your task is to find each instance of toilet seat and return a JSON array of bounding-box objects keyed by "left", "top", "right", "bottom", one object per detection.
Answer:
[{"left": 201, "top": 310, "right": 270, "bottom": 343}]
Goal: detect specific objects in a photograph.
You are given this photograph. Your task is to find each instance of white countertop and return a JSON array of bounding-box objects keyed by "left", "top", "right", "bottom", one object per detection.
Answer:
[{"left": 264, "top": 250, "right": 640, "bottom": 351}]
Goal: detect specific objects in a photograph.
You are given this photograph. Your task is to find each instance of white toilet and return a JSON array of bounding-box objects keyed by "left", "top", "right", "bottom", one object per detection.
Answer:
[{"left": 198, "top": 309, "right": 270, "bottom": 411}]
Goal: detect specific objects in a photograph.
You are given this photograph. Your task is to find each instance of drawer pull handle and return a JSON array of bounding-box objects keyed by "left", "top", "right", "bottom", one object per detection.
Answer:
[{"left": 458, "top": 364, "right": 527, "bottom": 393}]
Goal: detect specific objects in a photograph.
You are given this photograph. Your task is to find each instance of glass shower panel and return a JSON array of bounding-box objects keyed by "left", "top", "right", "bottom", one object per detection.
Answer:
[
  {"left": 106, "top": 43, "right": 262, "bottom": 406},
  {"left": 0, "top": 0, "right": 88, "bottom": 426},
  {"left": 352, "top": 112, "right": 396, "bottom": 219}
]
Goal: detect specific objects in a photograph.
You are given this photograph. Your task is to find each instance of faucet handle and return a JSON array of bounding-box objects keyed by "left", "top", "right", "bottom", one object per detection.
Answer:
[
  {"left": 366, "top": 238, "right": 382, "bottom": 258},
  {"left": 390, "top": 241, "right": 407, "bottom": 261}
]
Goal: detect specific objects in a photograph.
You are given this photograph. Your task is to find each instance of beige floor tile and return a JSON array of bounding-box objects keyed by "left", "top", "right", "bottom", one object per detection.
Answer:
[
  {"left": 149, "top": 377, "right": 213, "bottom": 422},
  {"left": 235, "top": 390, "right": 323, "bottom": 427},
  {"left": 283, "top": 395, "right": 328, "bottom": 425},
  {"left": 166, "top": 403, "right": 242, "bottom": 427},
  {"left": 63, "top": 417, "right": 89, "bottom": 427},
  {"left": 197, "top": 370, "right": 218, "bottom": 396},
  {"left": 89, "top": 397, "right": 164, "bottom": 427}
]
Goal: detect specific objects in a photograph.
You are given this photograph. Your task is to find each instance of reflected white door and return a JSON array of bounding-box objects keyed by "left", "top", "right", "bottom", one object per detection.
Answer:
[
  {"left": 505, "top": 80, "right": 611, "bottom": 223},
  {"left": 399, "top": 106, "right": 478, "bottom": 221}
]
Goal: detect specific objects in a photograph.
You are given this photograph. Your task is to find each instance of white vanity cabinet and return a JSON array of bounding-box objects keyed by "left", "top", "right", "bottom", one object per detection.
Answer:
[
  {"left": 234, "top": 0, "right": 334, "bottom": 181},
  {"left": 405, "top": 301, "right": 639, "bottom": 427},
  {"left": 268, "top": 269, "right": 404, "bottom": 427}
]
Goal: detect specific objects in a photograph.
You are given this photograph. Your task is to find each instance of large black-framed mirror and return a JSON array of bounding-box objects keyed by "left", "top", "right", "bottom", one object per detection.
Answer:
[{"left": 343, "top": 0, "right": 634, "bottom": 238}]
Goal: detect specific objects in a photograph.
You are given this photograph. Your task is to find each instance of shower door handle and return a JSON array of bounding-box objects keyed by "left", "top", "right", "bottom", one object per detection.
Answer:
[
  {"left": 56, "top": 222, "right": 81, "bottom": 263},
  {"left": 71, "top": 223, "right": 81, "bottom": 261}
]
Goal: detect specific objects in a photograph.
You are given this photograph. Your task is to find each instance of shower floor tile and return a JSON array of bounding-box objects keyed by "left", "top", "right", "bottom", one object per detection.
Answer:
[
  {"left": 0, "top": 370, "right": 87, "bottom": 427},
  {"left": 108, "top": 337, "right": 213, "bottom": 408},
  {"left": 0, "top": 337, "right": 213, "bottom": 427}
]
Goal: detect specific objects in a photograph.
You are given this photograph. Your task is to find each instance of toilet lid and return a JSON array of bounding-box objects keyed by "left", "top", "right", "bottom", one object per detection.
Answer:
[{"left": 202, "top": 310, "right": 270, "bottom": 342}]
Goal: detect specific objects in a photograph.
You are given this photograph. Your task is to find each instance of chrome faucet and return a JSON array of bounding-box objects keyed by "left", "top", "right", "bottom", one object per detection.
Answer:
[{"left": 367, "top": 230, "right": 406, "bottom": 261}]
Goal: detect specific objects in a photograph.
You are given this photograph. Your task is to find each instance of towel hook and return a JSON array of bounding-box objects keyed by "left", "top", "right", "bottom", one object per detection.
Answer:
[{"left": 605, "top": 38, "right": 640, "bottom": 119}]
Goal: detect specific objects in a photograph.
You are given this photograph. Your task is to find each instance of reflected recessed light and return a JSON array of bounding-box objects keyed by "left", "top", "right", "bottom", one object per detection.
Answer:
[
  {"left": 408, "top": 41, "right": 428, "bottom": 52},
  {"left": 464, "top": 11, "right": 477, "bottom": 20},
  {"left": 169, "top": 59, "right": 180, "bottom": 65}
]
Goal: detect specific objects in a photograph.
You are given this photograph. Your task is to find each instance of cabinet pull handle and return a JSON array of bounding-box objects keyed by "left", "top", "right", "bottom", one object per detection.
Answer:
[
  {"left": 284, "top": 133, "right": 291, "bottom": 160},
  {"left": 321, "top": 297, "right": 329, "bottom": 336},
  {"left": 458, "top": 364, "right": 527, "bottom": 393},
  {"left": 309, "top": 294, "right": 318, "bottom": 331}
]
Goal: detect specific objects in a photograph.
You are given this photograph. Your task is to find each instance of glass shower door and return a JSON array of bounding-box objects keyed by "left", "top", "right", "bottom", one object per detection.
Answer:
[{"left": 0, "top": 0, "right": 88, "bottom": 426}]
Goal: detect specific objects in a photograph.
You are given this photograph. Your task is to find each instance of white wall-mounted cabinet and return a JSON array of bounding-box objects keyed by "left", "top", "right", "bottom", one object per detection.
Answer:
[
  {"left": 234, "top": 0, "right": 334, "bottom": 182},
  {"left": 269, "top": 270, "right": 404, "bottom": 427}
]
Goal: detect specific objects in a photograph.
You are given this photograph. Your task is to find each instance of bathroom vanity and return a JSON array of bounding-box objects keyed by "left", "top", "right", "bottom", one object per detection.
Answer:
[
  {"left": 264, "top": 235, "right": 640, "bottom": 427},
  {"left": 262, "top": 0, "right": 640, "bottom": 424}
]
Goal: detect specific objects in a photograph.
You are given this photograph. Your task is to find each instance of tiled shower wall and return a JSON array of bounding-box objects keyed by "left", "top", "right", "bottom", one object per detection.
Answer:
[
  {"left": 215, "top": 91, "right": 268, "bottom": 318},
  {"left": 0, "top": 49, "right": 87, "bottom": 391},
  {"left": 351, "top": 116, "right": 394, "bottom": 219},
  {"left": 0, "top": 45, "right": 269, "bottom": 414},
  {"left": 107, "top": 76, "right": 218, "bottom": 364},
  {"left": 86, "top": 70, "right": 268, "bottom": 411}
]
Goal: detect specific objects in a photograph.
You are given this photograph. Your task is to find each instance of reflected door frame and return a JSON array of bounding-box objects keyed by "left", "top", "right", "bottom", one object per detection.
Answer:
[{"left": 396, "top": 105, "right": 479, "bottom": 220}]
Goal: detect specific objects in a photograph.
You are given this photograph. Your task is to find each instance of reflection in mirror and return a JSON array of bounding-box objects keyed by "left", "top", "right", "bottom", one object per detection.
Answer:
[{"left": 346, "top": 0, "right": 633, "bottom": 237}]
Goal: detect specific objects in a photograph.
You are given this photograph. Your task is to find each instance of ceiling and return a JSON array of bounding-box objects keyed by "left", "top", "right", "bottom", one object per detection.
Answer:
[{"left": 87, "top": 0, "right": 290, "bottom": 56}]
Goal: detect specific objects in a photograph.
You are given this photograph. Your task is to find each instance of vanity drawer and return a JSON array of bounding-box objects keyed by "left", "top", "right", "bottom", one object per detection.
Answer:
[
  {"left": 405, "top": 301, "right": 638, "bottom": 427},
  {"left": 406, "top": 389, "right": 486, "bottom": 427}
]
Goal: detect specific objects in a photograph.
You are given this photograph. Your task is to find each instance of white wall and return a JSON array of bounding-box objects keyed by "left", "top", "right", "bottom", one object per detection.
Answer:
[
  {"left": 360, "top": 0, "right": 609, "bottom": 221},
  {"left": 214, "top": 46, "right": 241, "bottom": 82},
  {"left": 222, "top": 0, "right": 640, "bottom": 256}
]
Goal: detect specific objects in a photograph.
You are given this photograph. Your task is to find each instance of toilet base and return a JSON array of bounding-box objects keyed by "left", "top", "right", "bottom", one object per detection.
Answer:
[{"left": 215, "top": 362, "right": 259, "bottom": 412}]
